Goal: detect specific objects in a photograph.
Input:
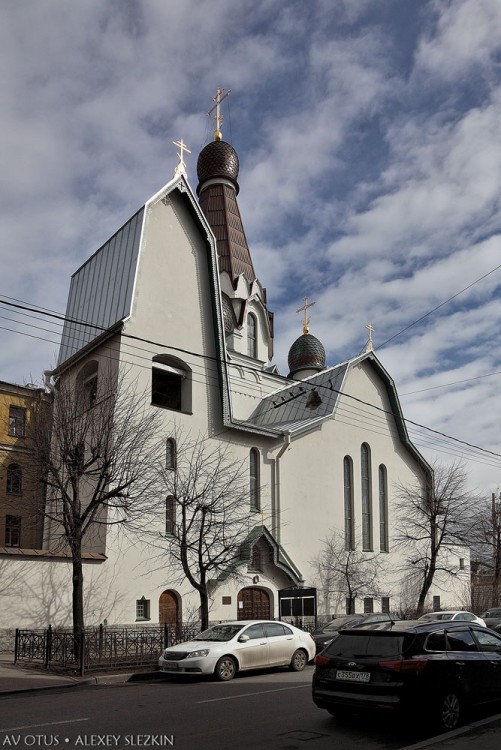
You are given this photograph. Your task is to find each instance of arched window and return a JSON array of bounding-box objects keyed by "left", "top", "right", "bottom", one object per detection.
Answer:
[
  {"left": 152, "top": 355, "right": 191, "bottom": 413},
  {"left": 165, "top": 438, "right": 177, "bottom": 470},
  {"left": 343, "top": 456, "right": 355, "bottom": 550},
  {"left": 165, "top": 496, "right": 176, "bottom": 536},
  {"left": 379, "top": 465, "right": 389, "bottom": 552},
  {"left": 250, "top": 448, "right": 260, "bottom": 511},
  {"left": 361, "top": 443, "right": 373, "bottom": 551},
  {"left": 6, "top": 463, "right": 22, "bottom": 495},
  {"left": 77, "top": 360, "right": 98, "bottom": 409},
  {"left": 247, "top": 314, "right": 257, "bottom": 358}
]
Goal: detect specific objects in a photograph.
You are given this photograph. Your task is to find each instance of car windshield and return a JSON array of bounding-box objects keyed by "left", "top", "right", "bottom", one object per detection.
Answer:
[{"left": 193, "top": 624, "right": 243, "bottom": 642}]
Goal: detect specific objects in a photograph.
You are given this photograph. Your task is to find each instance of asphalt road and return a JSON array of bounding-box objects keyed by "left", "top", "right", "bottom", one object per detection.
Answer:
[{"left": 0, "top": 665, "right": 438, "bottom": 750}]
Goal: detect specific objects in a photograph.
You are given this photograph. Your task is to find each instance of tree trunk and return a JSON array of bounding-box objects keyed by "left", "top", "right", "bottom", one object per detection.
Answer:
[
  {"left": 72, "top": 550, "right": 85, "bottom": 659},
  {"left": 199, "top": 587, "right": 210, "bottom": 630}
]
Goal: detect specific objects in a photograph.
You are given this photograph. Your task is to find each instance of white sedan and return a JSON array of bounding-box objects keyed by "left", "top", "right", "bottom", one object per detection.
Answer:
[
  {"left": 158, "top": 620, "right": 316, "bottom": 681},
  {"left": 417, "top": 610, "right": 487, "bottom": 627}
]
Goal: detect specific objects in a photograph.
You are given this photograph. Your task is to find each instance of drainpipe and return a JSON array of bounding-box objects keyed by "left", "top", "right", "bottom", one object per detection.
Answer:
[{"left": 271, "top": 431, "right": 291, "bottom": 544}]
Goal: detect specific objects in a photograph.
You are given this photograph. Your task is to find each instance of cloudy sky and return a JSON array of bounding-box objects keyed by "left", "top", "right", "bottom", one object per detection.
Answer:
[{"left": 1, "top": 0, "right": 501, "bottom": 492}]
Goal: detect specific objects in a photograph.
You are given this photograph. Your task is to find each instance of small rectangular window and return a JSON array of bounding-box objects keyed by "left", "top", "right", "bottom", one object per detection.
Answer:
[
  {"left": 363, "top": 597, "right": 374, "bottom": 614},
  {"left": 381, "top": 596, "right": 390, "bottom": 614},
  {"left": 433, "top": 595, "right": 441, "bottom": 611},
  {"left": 5, "top": 516, "right": 21, "bottom": 547},
  {"left": 136, "top": 598, "right": 150, "bottom": 620},
  {"left": 8, "top": 406, "right": 26, "bottom": 438},
  {"left": 459, "top": 558, "right": 465, "bottom": 570},
  {"left": 222, "top": 596, "right": 231, "bottom": 605}
]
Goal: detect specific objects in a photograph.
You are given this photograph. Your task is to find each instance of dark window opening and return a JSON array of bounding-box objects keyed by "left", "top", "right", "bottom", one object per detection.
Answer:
[
  {"left": 166, "top": 438, "right": 177, "bottom": 470},
  {"left": 136, "top": 597, "right": 150, "bottom": 621},
  {"left": 165, "top": 496, "right": 176, "bottom": 536},
  {"left": 8, "top": 406, "right": 26, "bottom": 438},
  {"left": 152, "top": 368, "right": 182, "bottom": 411},
  {"left": 6, "top": 464, "right": 22, "bottom": 495},
  {"left": 5, "top": 515, "right": 21, "bottom": 547}
]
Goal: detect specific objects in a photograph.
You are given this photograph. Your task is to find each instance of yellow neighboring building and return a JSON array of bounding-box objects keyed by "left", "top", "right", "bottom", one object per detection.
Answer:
[{"left": 0, "top": 381, "right": 48, "bottom": 552}]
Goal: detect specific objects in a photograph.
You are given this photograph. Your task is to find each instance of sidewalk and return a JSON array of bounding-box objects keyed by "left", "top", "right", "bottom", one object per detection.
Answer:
[{"left": 0, "top": 654, "right": 159, "bottom": 694}]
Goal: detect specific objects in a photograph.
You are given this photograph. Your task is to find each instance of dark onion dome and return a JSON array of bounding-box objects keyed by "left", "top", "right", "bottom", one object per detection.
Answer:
[
  {"left": 288, "top": 333, "right": 326, "bottom": 377},
  {"left": 196, "top": 140, "right": 240, "bottom": 195},
  {"left": 222, "top": 294, "right": 236, "bottom": 336}
]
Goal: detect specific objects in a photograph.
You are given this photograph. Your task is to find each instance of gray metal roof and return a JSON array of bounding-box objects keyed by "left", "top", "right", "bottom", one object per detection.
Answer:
[
  {"left": 246, "top": 364, "right": 348, "bottom": 432},
  {"left": 58, "top": 208, "right": 144, "bottom": 366}
]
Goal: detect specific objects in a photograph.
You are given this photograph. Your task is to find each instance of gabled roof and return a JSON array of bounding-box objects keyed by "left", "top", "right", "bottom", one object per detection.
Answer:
[
  {"left": 237, "top": 350, "right": 431, "bottom": 475},
  {"left": 56, "top": 175, "right": 221, "bottom": 370}
]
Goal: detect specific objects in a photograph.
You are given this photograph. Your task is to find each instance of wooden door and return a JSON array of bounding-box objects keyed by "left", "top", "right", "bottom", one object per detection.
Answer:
[
  {"left": 237, "top": 587, "right": 271, "bottom": 620},
  {"left": 159, "top": 590, "right": 179, "bottom": 625}
]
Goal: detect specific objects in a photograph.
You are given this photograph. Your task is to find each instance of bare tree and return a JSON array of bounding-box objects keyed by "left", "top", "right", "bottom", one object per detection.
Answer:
[
  {"left": 141, "top": 429, "right": 253, "bottom": 630},
  {"left": 394, "top": 461, "right": 474, "bottom": 617},
  {"left": 29, "top": 366, "right": 164, "bottom": 652},
  {"left": 312, "top": 530, "right": 387, "bottom": 615},
  {"left": 468, "top": 492, "right": 501, "bottom": 607}
]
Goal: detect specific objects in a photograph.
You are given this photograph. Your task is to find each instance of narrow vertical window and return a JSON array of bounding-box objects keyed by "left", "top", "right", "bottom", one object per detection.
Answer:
[
  {"left": 165, "top": 496, "right": 176, "bottom": 535},
  {"left": 363, "top": 597, "right": 374, "bottom": 614},
  {"left": 343, "top": 456, "right": 354, "bottom": 550},
  {"left": 250, "top": 448, "right": 260, "bottom": 511},
  {"left": 5, "top": 515, "right": 21, "bottom": 547},
  {"left": 247, "top": 314, "right": 257, "bottom": 358},
  {"left": 379, "top": 464, "right": 389, "bottom": 552},
  {"left": 381, "top": 596, "right": 390, "bottom": 614},
  {"left": 361, "top": 443, "right": 373, "bottom": 551},
  {"left": 165, "top": 438, "right": 177, "bottom": 470},
  {"left": 8, "top": 406, "right": 26, "bottom": 437},
  {"left": 6, "top": 464, "right": 22, "bottom": 495}
]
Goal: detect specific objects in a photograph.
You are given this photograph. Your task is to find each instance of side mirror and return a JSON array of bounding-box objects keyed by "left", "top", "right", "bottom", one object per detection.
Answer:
[{"left": 238, "top": 634, "right": 250, "bottom": 642}]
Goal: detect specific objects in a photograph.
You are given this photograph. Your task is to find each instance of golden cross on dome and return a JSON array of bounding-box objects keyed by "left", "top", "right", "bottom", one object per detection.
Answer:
[
  {"left": 172, "top": 139, "right": 191, "bottom": 178},
  {"left": 296, "top": 296, "right": 316, "bottom": 334},
  {"left": 365, "top": 322, "right": 375, "bottom": 352},
  {"left": 207, "top": 87, "right": 231, "bottom": 141}
]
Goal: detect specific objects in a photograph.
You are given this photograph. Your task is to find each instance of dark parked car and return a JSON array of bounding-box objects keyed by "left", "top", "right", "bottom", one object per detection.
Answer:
[
  {"left": 312, "top": 613, "right": 400, "bottom": 653},
  {"left": 481, "top": 607, "right": 501, "bottom": 629},
  {"left": 312, "top": 620, "right": 501, "bottom": 731}
]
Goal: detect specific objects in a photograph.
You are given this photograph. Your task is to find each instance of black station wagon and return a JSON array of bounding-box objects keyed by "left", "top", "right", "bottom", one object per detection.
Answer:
[{"left": 312, "top": 620, "right": 501, "bottom": 731}]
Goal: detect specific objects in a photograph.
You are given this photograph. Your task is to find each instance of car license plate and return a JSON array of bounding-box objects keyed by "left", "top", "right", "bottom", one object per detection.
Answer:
[
  {"left": 336, "top": 669, "right": 370, "bottom": 683},
  {"left": 162, "top": 662, "right": 179, "bottom": 670}
]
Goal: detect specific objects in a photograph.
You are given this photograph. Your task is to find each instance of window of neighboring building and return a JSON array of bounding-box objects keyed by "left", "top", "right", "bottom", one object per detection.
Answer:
[
  {"left": 8, "top": 406, "right": 26, "bottom": 438},
  {"left": 136, "top": 597, "right": 150, "bottom": 621},
  {"left": 78, "top": 360, "right": 98, "bottom": 409},
  {"left": 247, "top": 314, "right": 257, "bottom": 358},
  {"left": 433, "top": 595, "right": 441, "bottom": 611},
  {"left": 5, "top": 515, "right": 21, "bottom": 547},
  {"left": 363, "top": 598, "right": 374, "bottom": 614},
  {"left": 343, "top": 456, "right": 355, "bottom": 550},
  {"left": 249, "top": 448, "right": 260, "bottom": 511},
  {"left": 151, "top": 356, "right": 191, "bottom": 413},
  {"left": 165, "top": 438, "right": 177, "bottom": 470},
  {"left": 459, "top": 558, "right": 465, "bottom": 570},
  {"left": 379, "top": 464, "right": 389, "bottom": 552},
  {"left": 165, "top": 496, "right": 176, "bottom": 536},
  {"left": 381, "top": 596, "right": 390, "bottom": 614},
  {"left": 361, "top": 443, "right": 373, "bottom": 551},
  {"left": 6, "top": 463, "right": 22, "bottom": 495}
]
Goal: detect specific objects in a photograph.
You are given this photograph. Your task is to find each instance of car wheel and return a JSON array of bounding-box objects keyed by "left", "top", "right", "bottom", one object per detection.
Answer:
[
  {"left": 214, "top": 656, "right": 237, "bottom": 681},
  {"left": 289, "top": 649, "right": 307, "bottom": 671},
  {"left": 436, "top": 690, "right": 461, "bottom": 731}
]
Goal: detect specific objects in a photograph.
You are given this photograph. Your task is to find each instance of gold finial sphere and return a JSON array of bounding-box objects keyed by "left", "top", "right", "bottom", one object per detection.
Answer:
[{"left": 214, "top": 130, "right": 222, "bottom": 141}]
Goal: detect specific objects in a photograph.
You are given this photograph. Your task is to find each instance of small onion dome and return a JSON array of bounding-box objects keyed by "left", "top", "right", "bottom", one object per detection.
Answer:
[
  {"left": 288, "top": 333, "right": 326, "bottom": 377},
  {"left": 196, "top": 140, "right": 240, "bottom": 196},
  {"left": 222, "top": 295, "right": 236, "bottom": 336}
]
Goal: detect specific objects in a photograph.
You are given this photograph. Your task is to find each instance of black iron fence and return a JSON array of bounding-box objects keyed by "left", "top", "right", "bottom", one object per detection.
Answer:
[{"left": 14, "top": 624, "right": 199, "bottom": 675}]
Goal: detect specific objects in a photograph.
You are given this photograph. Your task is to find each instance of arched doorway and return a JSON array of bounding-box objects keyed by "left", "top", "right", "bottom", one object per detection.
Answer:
[
  {"left": 237, "top": 587, "right": 271, "bottom": 620},
  {"left": 159, "top": 590, "right": 180, "bottom": 626}
]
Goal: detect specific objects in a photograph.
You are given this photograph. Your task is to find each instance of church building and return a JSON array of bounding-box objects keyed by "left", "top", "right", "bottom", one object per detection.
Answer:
[{"left": 0, "top": 95, "right": 471, "bottom": 632}]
